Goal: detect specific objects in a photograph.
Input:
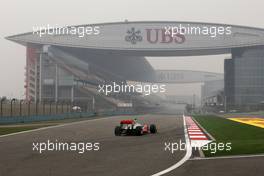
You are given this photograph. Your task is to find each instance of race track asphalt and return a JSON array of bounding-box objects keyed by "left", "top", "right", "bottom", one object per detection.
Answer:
[
  {"left": 0, "top": 114, "right": 185, "bottom": 176},
  {"left": 165, "top": 156, "right": 264, "bottom": 176}
]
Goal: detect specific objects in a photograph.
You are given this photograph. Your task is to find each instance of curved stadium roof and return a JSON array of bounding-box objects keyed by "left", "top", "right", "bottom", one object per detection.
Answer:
[{"left": 6, "top": 21, "right": 264, "bottom": 56}]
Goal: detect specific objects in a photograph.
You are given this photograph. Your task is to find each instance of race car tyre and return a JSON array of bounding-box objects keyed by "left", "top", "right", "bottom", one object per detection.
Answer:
[
  {"left": 150, "top": 124, "right": 157, "bottom": 134},
  {"left": 115, "top": 126, "right": 121, "bottom": 136},
  {"left": 135, "top": 126, "right": 142, "bottom": 136}
]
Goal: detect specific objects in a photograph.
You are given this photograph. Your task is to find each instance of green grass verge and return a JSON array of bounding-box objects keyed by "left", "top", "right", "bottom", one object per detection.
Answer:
[
  {"left": 193, "top": 115, "right": 264, "bottom": 157},
  {"left": 0, "top": 125, "right": 51, "bottom": 136}
]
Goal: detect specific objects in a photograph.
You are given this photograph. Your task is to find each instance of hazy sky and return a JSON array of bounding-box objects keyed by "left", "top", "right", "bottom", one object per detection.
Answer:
[{"left": 0, "top": 0, "right": 263, "bottom": 98}]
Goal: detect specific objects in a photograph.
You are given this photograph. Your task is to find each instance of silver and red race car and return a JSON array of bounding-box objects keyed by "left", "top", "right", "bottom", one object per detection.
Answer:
[{"left": 114, "top": 119, "right": 157, "bottom": 136}]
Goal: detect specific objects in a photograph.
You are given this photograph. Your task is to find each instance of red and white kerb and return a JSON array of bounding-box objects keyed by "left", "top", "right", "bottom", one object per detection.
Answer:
[{"left": 185, "top": 116, "right": 208, "bottom": 141}]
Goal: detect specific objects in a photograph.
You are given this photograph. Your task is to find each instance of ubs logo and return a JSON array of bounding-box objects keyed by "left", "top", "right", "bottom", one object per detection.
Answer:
[
  {"left": 125, "top": 27, "right": 186, "bottom": 44},
  {"left": 146, "top": 29, "right": 185, "bottom": 44},
  {"left": 125, "top": 27, "right": 143, "bottom": 44}
]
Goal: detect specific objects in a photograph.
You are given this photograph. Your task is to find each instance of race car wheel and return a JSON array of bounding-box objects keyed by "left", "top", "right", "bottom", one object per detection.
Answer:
[
  {"left": 135, "top": 126, "right": 142, "bottom": 136},
  {"left": 115, "top": 126, "right": 121, "bottom": 136},
  {"left": 150, "top": 124, "right": 157, "bottom": 134}
]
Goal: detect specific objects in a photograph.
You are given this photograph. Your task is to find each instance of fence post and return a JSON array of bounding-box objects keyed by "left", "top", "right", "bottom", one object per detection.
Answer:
[
  {"left": 61, "top": 101, "right": 64, "bottom": 114},
  {"left": 71, "top": 101, "right": 73, "bottom": 113},
  {"left": 49, "top": 101, "right": 52, "bottom": 115},
  {"left": 43, "top": 101, "right": 45, "bottom": 115},
  {"left": 0, "top": 98, "right": 5, "bottom": 117},
  {"left": 10, "top": 99, "right": 16, "bottom": 117},
  {"left": 35, "top": 100, "right": 39, "bottom": 116},
  {"left": 92, "top": 96, "right": 95, "bottom": 112},
  {"left": 55, "top": 101, "right": 58, "bottom": 114},
  {"left": 19, "top": 100, "right": 24, "bottom": 116},
  {"left": 67, "top": 102, "right": 69, "bottom": 113},
  {"left": 28, "top": 100, "right": 31, "bottom": 116}
]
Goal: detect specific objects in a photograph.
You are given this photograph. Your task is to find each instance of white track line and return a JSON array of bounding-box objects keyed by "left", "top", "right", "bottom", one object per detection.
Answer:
[
  {"left": 0, "top": 116, "right": 117, "bottom": 138},
  {"left": 151, "top": 115, "right": 192, "bottom": 176}
]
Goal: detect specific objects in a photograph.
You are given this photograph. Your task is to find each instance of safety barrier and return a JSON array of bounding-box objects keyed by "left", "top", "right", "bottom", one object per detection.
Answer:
[{"left": 0, "top": 111, "right": 136, "bottom": 124}]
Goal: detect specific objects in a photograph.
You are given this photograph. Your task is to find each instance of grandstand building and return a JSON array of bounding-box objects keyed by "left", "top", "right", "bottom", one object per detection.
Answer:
[{"left": 6, "top": 21, "right": 264, "bottom": 110}]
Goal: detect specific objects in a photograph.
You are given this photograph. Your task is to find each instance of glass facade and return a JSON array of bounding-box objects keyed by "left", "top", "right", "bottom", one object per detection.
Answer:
[{"left": 225, "top": 47, "right": 264, "bottom": 110}]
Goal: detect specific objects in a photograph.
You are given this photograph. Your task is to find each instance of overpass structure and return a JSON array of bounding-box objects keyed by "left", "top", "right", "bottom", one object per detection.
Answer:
[{"left": 6, "top": 21, "right": 264, "bottom": 110}]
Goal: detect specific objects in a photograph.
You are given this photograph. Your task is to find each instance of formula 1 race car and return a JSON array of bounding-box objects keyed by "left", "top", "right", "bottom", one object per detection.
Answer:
[{"left": 114, "top": 119, "right": 157, "bottom": 136}]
